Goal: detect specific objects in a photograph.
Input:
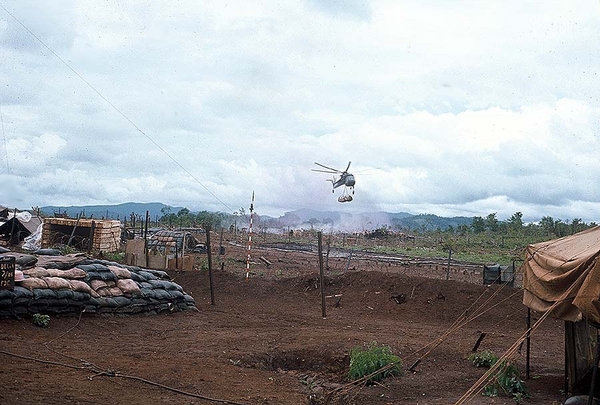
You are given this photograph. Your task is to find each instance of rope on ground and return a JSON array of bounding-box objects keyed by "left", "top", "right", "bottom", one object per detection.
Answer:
[
  {"left": 326, "top": 279, "right": 521, "bottom": 403},
  {"left": 454, "top": 264, "right": 591, "bottom": 404},
  {"left": 1, "top": 311, "right": 248, "bottom": 405}
]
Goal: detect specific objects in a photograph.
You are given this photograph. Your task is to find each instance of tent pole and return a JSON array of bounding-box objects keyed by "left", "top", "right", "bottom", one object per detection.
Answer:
[
  {"left": 588, "top": 328, "right": 600, "bottom": 405},
  {"left": 526, "top": 307, "right": 531, "bottom": 379}
]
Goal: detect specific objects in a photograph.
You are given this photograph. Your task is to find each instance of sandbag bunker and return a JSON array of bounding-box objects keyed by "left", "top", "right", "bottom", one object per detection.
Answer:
[{"left": 0, "top": 250, "right": 196, "bottom": 318}]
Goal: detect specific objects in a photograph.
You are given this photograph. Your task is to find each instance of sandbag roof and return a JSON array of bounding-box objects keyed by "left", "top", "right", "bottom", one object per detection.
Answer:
[{"left": 522, "top": 226, "right": 600, "bottom": 323}]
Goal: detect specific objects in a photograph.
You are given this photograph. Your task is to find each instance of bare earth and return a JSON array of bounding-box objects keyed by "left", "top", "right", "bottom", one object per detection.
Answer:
[{"left": 0, "top": 242, "right": 566, "bottom": 405}]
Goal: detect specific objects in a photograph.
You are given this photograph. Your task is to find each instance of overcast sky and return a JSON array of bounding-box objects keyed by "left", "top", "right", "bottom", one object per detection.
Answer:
[{"left": 1, "top": 1, "right": 600, "bottom": 223}]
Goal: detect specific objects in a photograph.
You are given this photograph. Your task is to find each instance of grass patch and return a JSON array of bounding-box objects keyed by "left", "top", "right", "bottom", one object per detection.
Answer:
[{"left": 348, "top": 341, "right": 402, "bottom": 384}]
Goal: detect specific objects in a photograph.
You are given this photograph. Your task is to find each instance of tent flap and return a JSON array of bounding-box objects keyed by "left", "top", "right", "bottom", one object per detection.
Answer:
[{"left": 522, "top": 226, "right": 600, "bottom": 324}]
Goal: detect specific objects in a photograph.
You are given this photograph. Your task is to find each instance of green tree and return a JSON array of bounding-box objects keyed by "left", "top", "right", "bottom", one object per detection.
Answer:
[
  {"left": 485, "top": 213, "right": 499, "bottom": 232},
  {"left": 539, "top": 216, "right": 555, "bottom": 236},
  {"left": 507, "top": 212, "right": 523, "bottom": 233},
  {"left": 472, "top": 216, "right": 485, "bottom": 233}
]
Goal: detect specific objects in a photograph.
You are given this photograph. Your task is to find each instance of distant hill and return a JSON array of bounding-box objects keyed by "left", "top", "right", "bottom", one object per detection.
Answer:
[
  {"left": 39, "top": 203, "right": 474, "bottom": 231},
  {"left": 279, "top": 209, "right": 471, "bottom": 231},
  {"left": 40, "top": 202, "right": 184, "bottom": 221}
]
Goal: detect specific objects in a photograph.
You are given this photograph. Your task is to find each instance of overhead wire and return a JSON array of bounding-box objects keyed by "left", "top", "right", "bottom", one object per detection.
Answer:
[
  {"left": 0, "top": 3, "right": 235, "bottom": 214},
  {"left": 0, "top": 101, "right": 9, "bottom": 173}
]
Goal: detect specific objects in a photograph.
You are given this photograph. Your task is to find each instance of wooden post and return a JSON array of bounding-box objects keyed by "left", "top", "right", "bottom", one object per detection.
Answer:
[
  {"left": 526, "top": 308, "right": 531, "bottom": 379},
  {"left": 9, "top": 208, "right": 17, "bottom": 245},
  {"left": 87, "top": 221, "right": 96, "bottom": 253},
  {"left": 206, "top": 225, "right": 215, "bottom": 305},
  {"left": 589, "top": 329, "right": 600, "bottom": 405},
  {"left": 318, "top": 231, "right": 326, "bottom": 319},
  {"left": 67, "top": 216, "right": 80, "bottom": 247},
  {"left": 345, "top": 249, "right": 353, "bottom": 272},
  {"left": 446, "top": 247, "right": 452, "bottom": 280},
  {"left": 219, "top": 227, "right": 224, "bottom": 255}
]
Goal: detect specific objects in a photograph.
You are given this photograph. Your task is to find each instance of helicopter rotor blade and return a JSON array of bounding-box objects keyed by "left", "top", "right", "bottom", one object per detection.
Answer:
[
  {"left": 314, "top": 162, "right": 342, "bottom": 173},
  {"left": 311, "top": 169, "right": 338, "bottom": 173},
  {"left": 344, "top": 161, "right": 351, "bottom": 173}
]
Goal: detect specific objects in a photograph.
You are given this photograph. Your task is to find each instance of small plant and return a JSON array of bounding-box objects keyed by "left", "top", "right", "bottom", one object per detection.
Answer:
[
  {"left": 348, "top": 341, "right": 402, "bottom": 384},
  {"left": 103, "top": 251, "right": 125, "bottom": 262},
  {"left": 468, "top": 351, "right": 529, "bottom": 402},
  {"left": 493, "top": 361, "right": 529, "bottom": 402},
  {"left": 32, "top": 313, "right": 50, "bottom": 328},
  {"left": 468, "top": 350, "right": 499, "bottom": 368}
]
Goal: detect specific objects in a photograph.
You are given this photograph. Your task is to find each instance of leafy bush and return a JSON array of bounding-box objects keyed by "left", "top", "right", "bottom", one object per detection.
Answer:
[
  {"left": 32, "top": 313, "right": 50, "bottom": 328},
  {"left": 468, "top": 351, "right": 529, "bottom": 403},
  {"left": 491, "top": 361, "right": 529, "bottom": 402},
  {"left": 468, "top": 350, "right": 499, "bottom": 368},
  {"left": 348, "top": 341, "right": 402, "bottom": 384}
]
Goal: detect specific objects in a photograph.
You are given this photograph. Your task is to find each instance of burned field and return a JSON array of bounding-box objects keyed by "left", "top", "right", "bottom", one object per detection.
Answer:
[{"left": 0, "top": 241, "right": 565, "bottom": 405}]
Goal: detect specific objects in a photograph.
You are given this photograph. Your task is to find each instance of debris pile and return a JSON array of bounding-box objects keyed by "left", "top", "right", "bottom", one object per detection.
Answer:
[{"left": 0, "top": 251, "right": 196, "bottom": 318}]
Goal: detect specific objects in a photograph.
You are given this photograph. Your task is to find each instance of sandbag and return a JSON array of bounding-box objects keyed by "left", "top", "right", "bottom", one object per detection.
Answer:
[
  {"left": 23, "top": 267, "right": 50, "bottom": 278},
  {"left": 19, "top": 277, "right": 49, "bottom": 290},
  {"left": 34, "top": 248, "right": 62, "bottom": 256},
  {"left": 107, "top": 265, "right": 132, "bottom": 279},
  {"left": 68, "top": 280, "right": 99, "bottom": 298},
  {"left": 15, "top": 255, "right": 38, "bottom": 267},
  {"left": 47, "top": 268, "right": 87, "bottom": 279},
  {"left": 97, "top": 286, "right": 123, "bottom": 297},
  {"left": 55, "top": 289, "right": 75, "bottom": 299},
  {"left": 33, "top": 288, "right": 58, "bottom": 300},
  {"left": 138, "top": 270, "right": 158, "bottom": 281},
  {"left": 148, "top": 279, "right": 181, "bottom": 291},
  {"left": 0, "top": 290, "right": 14, "bottom": 300},
  {"left": 43, "top": 277, "right": 72, "bottom": 290},
  {"left": 12, "top": 286, "right": 33, "bottom": 298},
  {"left": 129, "top": 272, "right": 144, "bottom": 282},
  {"left": 91, "top": 279, "right": 110, "bottom": 291},
  {"left": 117, "top": 279, "right": 141, "bottom": 296}
]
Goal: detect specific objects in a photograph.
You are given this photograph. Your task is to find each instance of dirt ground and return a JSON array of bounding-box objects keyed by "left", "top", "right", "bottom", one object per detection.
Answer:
[{"left": 0, "top": 241, "right": 567, "bottom": 405}]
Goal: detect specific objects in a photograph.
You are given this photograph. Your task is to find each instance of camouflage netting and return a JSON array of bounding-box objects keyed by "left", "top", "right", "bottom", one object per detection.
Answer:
[{"left": 0, "top": 252, "right": 196, "bottom": 318}]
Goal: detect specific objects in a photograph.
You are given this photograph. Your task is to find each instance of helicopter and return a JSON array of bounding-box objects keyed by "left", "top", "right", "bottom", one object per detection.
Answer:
[{"left": 312, "top": 161, "right": 355, "bottom": 202}]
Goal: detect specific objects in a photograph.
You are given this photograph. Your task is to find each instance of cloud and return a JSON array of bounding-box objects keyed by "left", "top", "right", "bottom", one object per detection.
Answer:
[{"left": 1, "top": 1, "right": 600, "bottom": 223}]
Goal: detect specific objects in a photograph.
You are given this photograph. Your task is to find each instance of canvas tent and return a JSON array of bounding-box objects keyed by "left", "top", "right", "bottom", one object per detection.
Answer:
[
  {"left": 0, "top": 212, "right": 42, "bottom": 244},
  {"left": 522, "top": 226, "right": 600, "bottom": 397},
  {"left": 523, "top": 226, "right": 600, "bottom": 323}
]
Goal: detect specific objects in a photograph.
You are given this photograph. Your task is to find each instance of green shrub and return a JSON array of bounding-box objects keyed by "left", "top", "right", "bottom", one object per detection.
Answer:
[
  {"left": 468, "top": 351, "right": 529, "bottom": 403},
  {"left": 32, "top": 313, "right": 50, "bottom": 328},
  {"left": 468, "top": 350, "right": 498, "bottom": 368},
  {"left": 348, "top": 341, "right": 402, "bottom": 384},
  {"left": 492, "top": 361, "right": 529, "bottom": 402}
]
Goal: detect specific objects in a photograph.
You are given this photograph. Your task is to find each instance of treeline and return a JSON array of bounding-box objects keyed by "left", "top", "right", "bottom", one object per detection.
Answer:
[
  {"left": 466, "top": 212, "right": 596, "bottom": 238},
  {"left": 410, "top": 211, "right": 598, "bottom": 238}
]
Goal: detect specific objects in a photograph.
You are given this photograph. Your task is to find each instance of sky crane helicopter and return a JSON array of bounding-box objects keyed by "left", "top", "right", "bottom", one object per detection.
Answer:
[{"left": 312, "top": 161, "right": 355, "bottom": 202}]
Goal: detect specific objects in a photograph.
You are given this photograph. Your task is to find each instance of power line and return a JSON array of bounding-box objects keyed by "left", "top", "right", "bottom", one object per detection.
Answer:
[
  {"left": 0, "top": 3, "right": 234, "bottom": 213},
  {"left": 0, "top": 101, "right": 9, "bottom": 173}
]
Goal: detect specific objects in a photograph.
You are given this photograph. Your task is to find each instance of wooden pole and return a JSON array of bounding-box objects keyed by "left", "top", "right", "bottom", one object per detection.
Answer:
[
  {"left": 588, "top": 329, "right": 600, "bottom": 405},
  {"left": 318, "top": 231, "right": 326, "bottom": 319},
  {"left": 9, "top": 208, "right": 17, "bottom": 245},
  {"left": 87, "top": 220, "right": 96, "bottom": 253},
  {"left": 446, "top": 247, "right": 452, "bottom": 280},
  {"left": 67, "top": 216, "right": 80, "bottom": 247},
  {"left": 206, "top": 225, "right": 215, "bottom": 305},
  {"left": 526, "top": 308, "right": 531, "bottom": 379}
]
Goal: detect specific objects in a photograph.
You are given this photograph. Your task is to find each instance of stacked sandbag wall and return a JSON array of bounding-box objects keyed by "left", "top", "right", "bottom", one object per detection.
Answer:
[{"left": 0, "top": 256, "right": 196, "bottom": 318}]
